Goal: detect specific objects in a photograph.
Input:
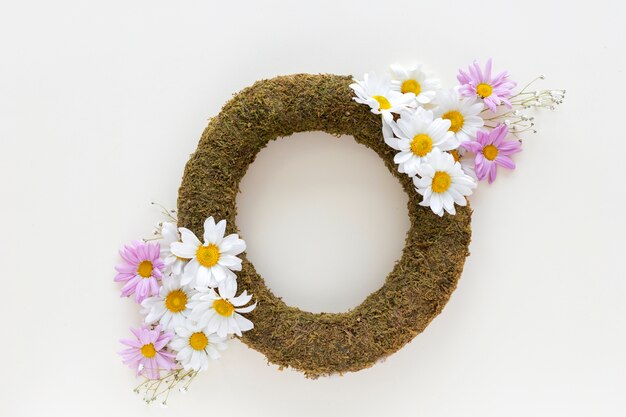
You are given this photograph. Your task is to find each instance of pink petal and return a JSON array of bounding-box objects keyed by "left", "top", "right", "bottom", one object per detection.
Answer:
[
  {"left": 492, "top": 124, "right": 509, "bottom": 146},
  {"left": 495, "top": 155, "right": 516, "bottom": 170},
  {"left": 461, "top": 140, "right": 482, "bottom": 153},
  {"left": 475, "top": 155, "right": 490, "bottom": 181},
  {"left": 487, "top": 164, "right": 498, "bottom": 183},
  {"left": 484, "top": 97, "right": 498, "bottom": 112},
  {"left": 484, "top": 58, "right": 492, "bottom": 82}
]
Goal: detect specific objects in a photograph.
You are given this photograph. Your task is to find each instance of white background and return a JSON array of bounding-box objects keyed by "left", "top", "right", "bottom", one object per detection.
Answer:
[{"left": 1, "top": 0, "right": 625, "bottom": 416}]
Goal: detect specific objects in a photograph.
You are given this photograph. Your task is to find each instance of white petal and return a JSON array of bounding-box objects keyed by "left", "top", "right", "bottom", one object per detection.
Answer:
[
  {"left": 210, "top": 265, "right": 227, "bottom": 283},
  {"left": 218, "top": 278, "right": 237, "bottom": 299},
  {"left": 230, "top": 290, "right": 252, "bottom": 307},
  {"left": 206, "top": 345, "right": 221, "bottom": 360},
  {"left": 181, "top": 260, "right": 200, "bottom": 285},
  {"left": 234, "top": 314, "right": 254, "bottom": 333},
  {"left": 204, "top": 218, "right": 226, "bottom": 245},
  {"left": 235, "top": 302, "right": 257, "bottom": 314},
  {"left": 179, "top": 227, "right": 201, "bottom": 247},
  {"left": 218, "top": 254, "right": 242, "bottom": 270},
  {"left": 430, "top": 193, "right": 443, "bottom": 215},
  {"left": 171, "top": 241, "right": 197, "bottom": 259},
  {"left": 219, "top": 234, "right": 246, "bottom": 255},
  {"left": 195, "top": 266, "right": 213, "bottom": 289}
]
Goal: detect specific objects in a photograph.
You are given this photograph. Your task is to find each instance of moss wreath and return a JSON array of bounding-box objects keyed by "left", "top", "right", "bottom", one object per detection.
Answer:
[{"left": 177, "top": 73, "right": 472, "bottom": 378}]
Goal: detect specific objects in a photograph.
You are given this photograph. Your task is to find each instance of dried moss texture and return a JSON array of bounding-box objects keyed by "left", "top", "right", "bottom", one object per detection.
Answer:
[{"left": 177, "top": 74, "right": 472, "bottom": 377}]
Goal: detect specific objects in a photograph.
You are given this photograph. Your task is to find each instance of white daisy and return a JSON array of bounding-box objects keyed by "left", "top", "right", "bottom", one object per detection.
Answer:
[
  {"left": 188, "top": 280, "right": 256, "bottom": 338},
  {"left": 350, "top": 71, "right": 416, "bottom": 123},
  {"left": 414, "top": 148, "right": 477, "bottom": 216},
  {"left": 160, "top": 222, "right": 188, "bottom": 276},
  {"left": 169, "top": 320, "right": 227, "bottom": 372},
  {"left": 171, "top": 217, "right": 246, "bottom": 289},
  {"left": 389, "top": 107, "right": 458, "bottom": 177},
  {"left": 449, "top": 148, "right": 478, "bottom": 182},
  {"left": 140, "top": 275, "right": 195, "bottom": 331},
  {"left": 433, "top": 88, "right": 485, "bottom": 143},
  {"left": 390, "top": 64, "right": 441, "bottom": 105}
]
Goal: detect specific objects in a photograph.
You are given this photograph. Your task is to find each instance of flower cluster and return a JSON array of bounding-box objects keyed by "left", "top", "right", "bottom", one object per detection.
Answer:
[
  {"left": 350, "top": 59, "right": 565, "bottom": 216},
  {"left": 115, "top": 213, "right": 256, "bottom": 405}
]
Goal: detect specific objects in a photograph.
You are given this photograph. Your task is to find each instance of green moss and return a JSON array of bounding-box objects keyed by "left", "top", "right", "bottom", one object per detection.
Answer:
[{"left": 177, "top": 74, "right": 472, "bottom": 378}]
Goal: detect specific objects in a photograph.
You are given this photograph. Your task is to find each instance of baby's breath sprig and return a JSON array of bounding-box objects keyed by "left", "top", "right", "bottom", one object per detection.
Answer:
[
  {"left": 481, "top": 75, "right": 566, "bottom": 140},
  {"left": 133, "top": 368, "right": 198, "bottom": 407},
  {"left": 143, "top": 202, "right": 178, "bottom": 242},
  {"left": 151, "top": 202, "right": 178, "bottom": 224}
]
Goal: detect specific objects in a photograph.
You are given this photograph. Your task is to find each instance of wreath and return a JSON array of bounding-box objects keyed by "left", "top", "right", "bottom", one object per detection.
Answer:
[{"left": 114, "top": 60, "right": 564, "bottom": 405}]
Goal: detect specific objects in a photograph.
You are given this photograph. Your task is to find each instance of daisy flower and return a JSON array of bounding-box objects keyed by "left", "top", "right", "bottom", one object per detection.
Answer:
[
  {"left": 114, "top": 240, "right": 165, "bottom": 303},
  {"left": 461, "top": 124, "right": 522, "bottom": 183},
  {"left": 350, "top": 71, "right": 416, "bottom": 123},
  {"left": 188, "top": 280, "right": 256, "bottom": 337},
  {"left": 388, "top": 108, "right": 458, "bottom": 177},
  {"left": 433, "top": 88, "right": 485, "bottom": 143},
  {"left": 171, "top": 217, "right": 246, "bottom": 289},
  {"left": 141, "top": 275, "right": 195, "bottom": 332},
  {"left": 119, "top": 325, "right": 176, "bottom": 380},
  {"left": 414, "top": 148, "right": 477, "bottom": 216},
  {"left": 169, "top": 320, "right": 227, "bottom": 371},
  {"left": 160, "top": 222, "right": 188, "bottom": 276},
  {"left": 457, "top": 59, "right": 516, "bottom": 112},
  {"left": 390, "top": 63, "right": 440, "bottom": 105}
]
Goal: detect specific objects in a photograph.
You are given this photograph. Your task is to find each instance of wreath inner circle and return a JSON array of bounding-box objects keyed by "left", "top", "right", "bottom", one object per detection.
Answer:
[
  {"left": 177, "top": 74, "right": 472, "bottom": 377},
  {"left": 234, "top": 130, "right": 411, "bottom": 314}
]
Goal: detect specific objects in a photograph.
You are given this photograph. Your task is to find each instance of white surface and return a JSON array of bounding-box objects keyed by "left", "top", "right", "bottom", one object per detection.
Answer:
[{"left": 1, "top": 0, "right": 625, "bottom": 416}]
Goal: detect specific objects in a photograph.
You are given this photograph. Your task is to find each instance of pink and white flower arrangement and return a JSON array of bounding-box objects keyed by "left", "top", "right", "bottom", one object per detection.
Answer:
[
  {"left": 114, "top": 240, "right": 165, "bottom": 303},
  {"left": 352, "top": 58, "right": 564, "bottom": 216},
  {"left": 114, "top": 215, "right": 255, "bottom": 405},
  {"left": 461, "top": 124, "right": 522, "bottom": 183}
]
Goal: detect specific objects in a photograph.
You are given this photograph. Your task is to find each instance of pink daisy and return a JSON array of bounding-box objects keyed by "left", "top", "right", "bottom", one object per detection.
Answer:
[
  {"left": 114, "top": 240, "right": 165, "bottom": 303},
  {"left": 457, "top": 59, "right": 516, "bottom": 112},
  {"left": 119, "top": 325, "right": 176, "bottom": 380},
  {"left": 461, "top": 124, "right": 522, "bottom": 183}
]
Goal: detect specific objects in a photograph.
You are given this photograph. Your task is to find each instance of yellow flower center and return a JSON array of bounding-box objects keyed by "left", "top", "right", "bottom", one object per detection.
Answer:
[
  {"left": 165, "top": 289, "right": 188, "bottom": 313},
  {"left": 442, "top": 110, "right": 464, "bottom": 133},
  {"left": 432, "top": 171, "right": 452, "bottom": 193},
  {"left": 401, "top": 79, "right": 421, "bottom": 95},
  {"left": 449, "top": 150, "right": 461, "bottom": 163},
  {"left": 137, "top": 260, "right": 153, "bottom": 278},
  {"left": 476, "top": 83, "right": 493, "bottom": 98},
  {"left": 140, "top": 343, "right": 156, "bottom": 358},
  {"left": 410, "top": 134, "right": 433, "bottom": 157},
  {"left": 196, "top": 244, "right": 220, "bottom": 267},
  {"left": 372, "top": 95, "right": 391, "bottom": 111},
  {"left": 213, "top": 299, "right": 235, "bottom": 317},
  {"left": 483, "top": 144, "right": 499, "bottom": 161},
  {"left": 189, "top": 332, "right": 209, "bottom": 351}
]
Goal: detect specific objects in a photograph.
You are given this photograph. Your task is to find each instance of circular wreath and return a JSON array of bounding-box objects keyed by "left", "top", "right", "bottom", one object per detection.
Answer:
[{"left": 176, "top": 74, "right": 472, "bottom": 377}]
